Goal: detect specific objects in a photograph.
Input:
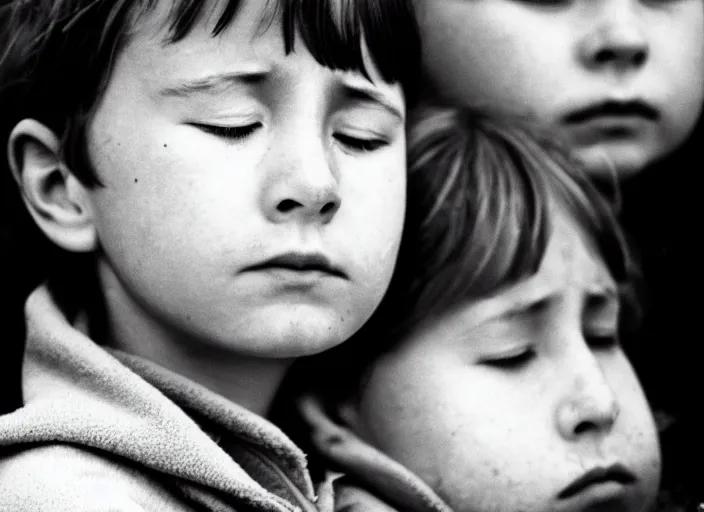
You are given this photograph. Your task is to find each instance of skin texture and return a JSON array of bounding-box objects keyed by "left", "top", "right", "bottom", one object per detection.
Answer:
[
  {"left": 11, "top": 0, "right": 407, "bottom": 413},
  {"left": 349, "top": 212, "right": 661, "bottom": 512},
  {"left": 416, "top": 0, "right": 704, "bottom": 179}
]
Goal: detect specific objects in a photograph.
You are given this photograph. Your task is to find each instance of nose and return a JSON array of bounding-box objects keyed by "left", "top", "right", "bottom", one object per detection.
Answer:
[
  {"left": 577, "top": 0, "right": 649, "bottom": 72},
  {"left": 555, "top": 349, "right": 620, "bottom": 441},
  {"left": 263, "top": 140, "right": 341, "bottom": 225}
]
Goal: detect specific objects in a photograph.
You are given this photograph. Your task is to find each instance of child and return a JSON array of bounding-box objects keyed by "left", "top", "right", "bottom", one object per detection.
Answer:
[
  {"left": 412, "top": 1, "right": 704, "bottom": 505},
  {"left": 413, "top": 0, "right": 704, "bottom": 180},
  {"left": 0, "top": 0, "right": 420, "bottom": 510},
  {"left": 292, "top": 104, "right": 662, "bottom": 511}
]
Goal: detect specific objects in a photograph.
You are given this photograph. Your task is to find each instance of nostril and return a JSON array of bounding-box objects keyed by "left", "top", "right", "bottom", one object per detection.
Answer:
[
  {"left": 594, "top": 47, "right": 647, "bottom": 66},
  {"left": 277, "top": 199, "right": 300, "bottom": 213},
  {"left": 574, "top": 421, "right": 594, "bottom": 436},
  {"left": 632, "top": 50, "right": 646, "bottom": 66},
  {"left": 319, "top": 201, "right": 337, "bottom": 215},
  {"left": 595, "top": 49, "right": 617, "bottom": 64}
]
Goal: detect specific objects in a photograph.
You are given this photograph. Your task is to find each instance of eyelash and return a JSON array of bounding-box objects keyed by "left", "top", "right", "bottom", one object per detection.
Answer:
[
  {"left": 586, "top": 333, "right": 619, "bottom": 349},
  {"left": 518, "top": 0, "right": 569, "bottom": 6},
  {"left": 482, "top": 348, "right": 535, "bottom": 370},
  {"left": 193, "top": 123, "right": 388, "bottom": 153},
  {"left": 333, "top": 133, "right": 389, "bottom": 152},
  {"left": 193, "top": 122, "right": 262, "bottom": 140}
]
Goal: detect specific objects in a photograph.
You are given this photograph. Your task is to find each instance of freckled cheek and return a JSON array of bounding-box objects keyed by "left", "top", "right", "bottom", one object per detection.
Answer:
[
  {"left": 390, "top": 365, "right": 475, "bottom": 441},
  {"left": 621, "top": 404, "right": 660, "bottom": 456},
  {"left": 92, "top": 158, "right": 210, "bottom": 256},
  {"left": 414, "top": 400, "right": 548, "bottom": 511},
  {"left": 340, "top": 158, "right": 405, "bottom": 264},
  {"left": 611, "top": 388, "right": 660, "bottom": 484}
]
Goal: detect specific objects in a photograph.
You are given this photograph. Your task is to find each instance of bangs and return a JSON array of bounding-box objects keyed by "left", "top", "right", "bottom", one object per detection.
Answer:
[
  {"left": 399, "top": 107, "right": 550, "bottom": 327},
  {"left": 133, "top": 0, "right": 419, "bottom": 91},
  {"left": 391, "top": 105, "right": 635, "bottom": 338},
  {"left": 283, "top": 0, "right": 419, "bottom": 90}
]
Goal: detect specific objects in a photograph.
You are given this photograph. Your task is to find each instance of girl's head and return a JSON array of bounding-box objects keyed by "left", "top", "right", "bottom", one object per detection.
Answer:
[
  {"left": 334, "top": 105, "right": 661, "bottom": 512},
  {"left": 1, "top": 0, "right": 420, "bottom": 360},
  {"left": 414, "top": 0, "right": 704, "bottom": 179}
]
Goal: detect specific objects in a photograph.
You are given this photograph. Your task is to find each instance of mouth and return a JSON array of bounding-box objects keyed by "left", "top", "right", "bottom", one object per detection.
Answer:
[
  {"left": 558, "top": 463, "right": 636, "bottom": 500},
  {"left": 564, "top": 100, "right": 659, "bottom": 124},
  {"left": 246, "top": 252, "right": 347, "bottom": 278}
]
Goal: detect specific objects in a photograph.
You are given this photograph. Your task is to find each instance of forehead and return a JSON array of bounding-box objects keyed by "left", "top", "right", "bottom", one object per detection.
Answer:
[
  {"left": 542, "top": 212, "right": 612, "bottom": 288},
  {"left": 405, "top": 210, "right": 617, "bottom": 345},
  {"left": 472, "top": 211, "right": 615, "bottom": 317}
]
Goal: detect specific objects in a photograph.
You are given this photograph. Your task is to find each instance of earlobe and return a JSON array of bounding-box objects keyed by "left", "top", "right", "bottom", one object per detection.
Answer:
[{"left": 8, "top": 119, "right": 98, "bottom": 253}]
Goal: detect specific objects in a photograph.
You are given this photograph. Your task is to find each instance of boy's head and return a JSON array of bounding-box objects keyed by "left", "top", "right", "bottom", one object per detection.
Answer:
[
  {"left": 414, "top": 0, "right": 704, "bottom": 179},
  {"left": 1, "top": 0, "right": 420, "bottom": 358},
  {"left": 337, "top": 106, "right": 661, "bottom": 512}
]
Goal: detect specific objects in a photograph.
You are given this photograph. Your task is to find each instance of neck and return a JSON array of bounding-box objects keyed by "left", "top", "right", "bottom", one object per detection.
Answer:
[
  {"left": 139, "top": 341, "right": 292, "bottom": 417},
  {"left": 96, "top": 275, "right": 292, "bottom": 418},
  {"left": 108, "top": 321, "right": 292, "bottom": 417}
]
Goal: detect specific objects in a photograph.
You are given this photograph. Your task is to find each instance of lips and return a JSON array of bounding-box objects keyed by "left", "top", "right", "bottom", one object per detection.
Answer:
[
  {"left": 564, "top": 100, "right": 659, "bottom": 124},
  {"left": 246, "top": 252, "right": 346, "bottom": 278},
  {"left": 558, "top": 463, "right": 636, "bottom": 500}
]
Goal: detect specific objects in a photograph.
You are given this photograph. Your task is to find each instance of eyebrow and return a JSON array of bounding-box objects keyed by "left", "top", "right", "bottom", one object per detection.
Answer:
[
  {"left": 159, "top": 70, "right": 405, "bottom": 121},
  {"left": 159, "top": 70, "right": 270, "bottom": 97},
  {"left": 339, "top": 80, "right": 405, "bottom": 121},
  {"left": 498, "top": 295, "right": 551, "bottom": 320},
  {"left": 493, "top": 285, "right": 619, "bottom": 321}
]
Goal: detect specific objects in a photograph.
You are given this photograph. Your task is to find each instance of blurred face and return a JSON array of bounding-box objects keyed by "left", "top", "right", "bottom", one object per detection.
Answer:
[
  {"left": 84, "top": 0, "right": 406, "bottom": 357},
  {"left": 417, "top": 0, "right": 704, "bottom": 178},
  {"left": 352, "top": 212, "right": 661, "bottom": 512}
]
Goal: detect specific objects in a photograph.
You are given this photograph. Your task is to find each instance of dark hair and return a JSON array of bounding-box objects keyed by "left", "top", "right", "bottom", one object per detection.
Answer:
[
  {"left": 0, "top": 0, "right": 421, "bottom": 305},
  {"left": 280, "top": 104, "right": 640, "bottom": 409}
]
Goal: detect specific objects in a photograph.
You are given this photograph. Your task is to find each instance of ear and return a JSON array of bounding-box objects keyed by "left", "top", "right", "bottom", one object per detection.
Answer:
[
  {"left": 8, "top": 119, "right": 98, "bottom": 253},
  {"left": 336, "top": 398, "right": 368, "bottom": 435}
]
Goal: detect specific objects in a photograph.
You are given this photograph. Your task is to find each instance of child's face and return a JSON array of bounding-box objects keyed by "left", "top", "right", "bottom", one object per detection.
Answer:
[
  {"left": 416, "top": 0, "right": 704, "bottom": 178},
  {"left": 351, "top": 211, "right": 660, "bottom": 512},
  {"left": 83, "top": 0, "right": 407, "bottom": 356}
]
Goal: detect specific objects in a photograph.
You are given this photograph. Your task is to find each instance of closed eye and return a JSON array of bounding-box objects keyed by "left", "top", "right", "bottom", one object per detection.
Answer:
[
  {"left": 480, "top": 348, "right": 535, "bottom": 370},
  {"left": 191, "top": 122, "right": 262, "bottom": 141},
  {"left": 334, "top": 133, "right": 388, "bottom": 152},
  {"left": 586, "top": 333, "right": 619, "bottom": 349},
  {"left": 517, "top": 0, "right": 569, "bottom": 6}
]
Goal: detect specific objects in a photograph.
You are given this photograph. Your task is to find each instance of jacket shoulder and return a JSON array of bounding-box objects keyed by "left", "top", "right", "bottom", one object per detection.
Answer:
[{"left": 0, "top": 444, "right": 192, "bottom": 512}]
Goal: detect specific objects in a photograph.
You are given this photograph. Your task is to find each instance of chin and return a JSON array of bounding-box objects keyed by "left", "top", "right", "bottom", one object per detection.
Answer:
[
  {"left": 241, "top": 309, "right": 363, "bottom": 359},
  {"left": 575, "top": 145, "right": 662, "bottom": 181}
]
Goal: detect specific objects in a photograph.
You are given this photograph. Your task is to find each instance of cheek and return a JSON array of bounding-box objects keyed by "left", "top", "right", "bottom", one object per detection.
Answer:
[
  {"left": 88, "top": 144, "right": 246, "bottom": 285},
  {"left": 421, "top": 12, "right": 512, "bottom": 92},
  {"left": 421, "top": 10, "right": 568, "bottom": 117},
  {"left": 607, "top": 358, "right": 661, "bottom": 476},
  {"left": 359, "top": 352, "right": 451, "bottom": 451},
  {"left": 91, "top": 116, "right": 259, "bottom": 229},
  {"left": 664, "top": 5, "right": 704, "bottom": 70},
  {"left": 665, "top": 42, "right": 704, "bottom": 133},
  {"left": 359, "top": 355, "right": 558, "bottom": 511},
  {"left": 340, "top": 150, "right": 406, "bottom": 265},
  {"left": 652, "top": 10, "right": 704, "bottom": 117},
  {"left": 360, "top": 351, "right": 520, "bottom": 464}
]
